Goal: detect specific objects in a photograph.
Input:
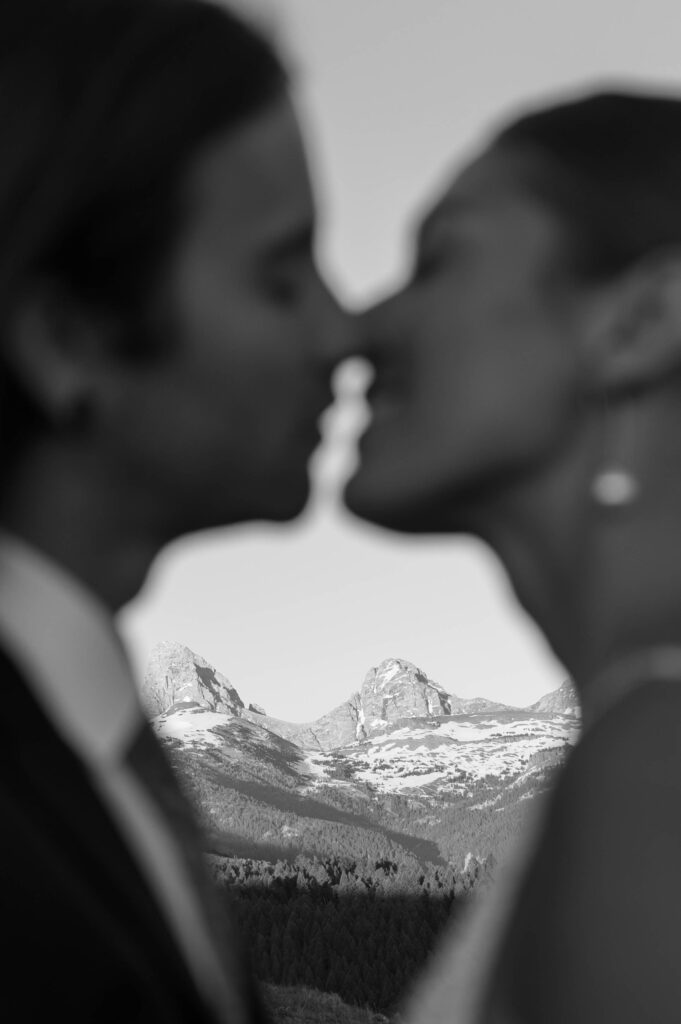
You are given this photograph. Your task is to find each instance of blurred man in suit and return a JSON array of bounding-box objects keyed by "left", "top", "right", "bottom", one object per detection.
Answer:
[{"left": 0, "top": 0, "right": 350, "bottom": 1019}]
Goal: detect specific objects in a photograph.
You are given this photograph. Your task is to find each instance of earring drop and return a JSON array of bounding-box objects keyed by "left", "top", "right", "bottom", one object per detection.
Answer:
[
  {"left": 590, "top": 467, "right": 640, "bottom": 507},
  {"left": 591, "top": 390, "right": 640, "bottom": 507}
]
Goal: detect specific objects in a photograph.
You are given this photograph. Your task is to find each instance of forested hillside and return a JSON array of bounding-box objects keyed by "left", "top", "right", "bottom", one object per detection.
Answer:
[{"left": 211, "top": 853, "right": 486, "bottom": 1014}]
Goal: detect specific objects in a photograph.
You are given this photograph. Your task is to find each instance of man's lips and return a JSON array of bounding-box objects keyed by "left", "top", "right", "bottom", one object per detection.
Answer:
[
  {"left": 315, "top": 385, "right": 336, "bottom": 422},
  {"left": 306, "top": 386, "right": 337, "bottom": 441}
]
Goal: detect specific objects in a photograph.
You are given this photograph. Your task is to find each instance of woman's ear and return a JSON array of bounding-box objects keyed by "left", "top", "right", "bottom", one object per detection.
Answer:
[
  {"left": 2, "top": 282, "right": 103, "bottom": 425},
  {"left": 580, "top": 249, "right": 681, "bottom": 398}
]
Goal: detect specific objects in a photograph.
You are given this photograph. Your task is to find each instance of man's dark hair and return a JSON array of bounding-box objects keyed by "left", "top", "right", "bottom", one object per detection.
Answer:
[
  {"left": 0, "top": 0, "right": 287, "bottom": 456},
  {"left": 0, "top": 0, "right": 287, "bottom": 314},
  {"left": 494, "top": 90, "right": 681, "bottom": 282}
]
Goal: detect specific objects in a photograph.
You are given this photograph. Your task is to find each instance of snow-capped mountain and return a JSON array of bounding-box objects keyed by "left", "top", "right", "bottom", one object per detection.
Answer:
[
  {"left": 234, "top": 657, "right": 459, "bottom": 751},
  {"left": 304, "top": 707, "right": 578, "bottom": 797},
  {"left": 143, "top": 640, "right": 244, "bottom": 717},
  {"left": 141, "top": 645, "right": 581, "bottom": 866},
  {"left": 142, "top": 645, "right": 579, "bottom": 800}
]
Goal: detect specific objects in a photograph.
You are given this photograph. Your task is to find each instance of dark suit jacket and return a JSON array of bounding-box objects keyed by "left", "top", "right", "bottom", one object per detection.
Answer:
[{"left": 0, "top": 646, "right": 270, "bottom": 1023}]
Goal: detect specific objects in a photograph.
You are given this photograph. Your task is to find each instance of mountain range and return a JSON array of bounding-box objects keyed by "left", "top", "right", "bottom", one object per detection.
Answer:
[{"left": 141, "top": 642, "right": 580, "bottom": 869}]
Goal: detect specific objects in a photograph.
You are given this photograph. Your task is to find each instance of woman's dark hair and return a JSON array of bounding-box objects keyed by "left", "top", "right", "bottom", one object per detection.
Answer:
[
  {"left": 0, "top": 0, "right": 287, "bottom": 317},
  {"left": 493, "top": 90, "right": 681, "bottom": 282}
]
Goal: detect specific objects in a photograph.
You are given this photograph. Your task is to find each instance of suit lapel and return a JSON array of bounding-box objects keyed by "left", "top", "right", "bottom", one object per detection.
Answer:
[{"left": 0, "top": 645, "right": 209, "bottom": 1014}]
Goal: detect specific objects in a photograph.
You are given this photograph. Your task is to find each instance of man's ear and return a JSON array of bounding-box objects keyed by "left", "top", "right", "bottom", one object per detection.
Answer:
[
  {"left": 580, "top": 249, "right": 681, "bottom": 398},
  {"left": 2, "top": 282, "right": 105, "bottom": 425}
]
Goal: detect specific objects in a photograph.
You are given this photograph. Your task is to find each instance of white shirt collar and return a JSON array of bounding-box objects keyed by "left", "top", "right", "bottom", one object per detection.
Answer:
[{"left": 0, "top": 531, "right": 144, "bottom": 763}]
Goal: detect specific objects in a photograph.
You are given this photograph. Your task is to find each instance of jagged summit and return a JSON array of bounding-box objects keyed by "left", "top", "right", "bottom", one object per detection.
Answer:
[
  {"left": 262, "top": 657, "right": 454, "bottom": 751},
  {"left": 141, "top": 645, "right": 579, "bottom": 763},
  {"left": 360, "top": 657, "right": 452, "bottom": 730},
  {"left": 141, "top": 643, "right": 579, "bottom": 821},
  {"left": 142, "top": 640, "right": 245, "bottom": 719}
]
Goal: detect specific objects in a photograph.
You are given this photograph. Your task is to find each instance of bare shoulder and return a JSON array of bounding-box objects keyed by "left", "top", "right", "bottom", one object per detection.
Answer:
[{"left": 485, "top": 680, "right": 681, "bottom": 1024}]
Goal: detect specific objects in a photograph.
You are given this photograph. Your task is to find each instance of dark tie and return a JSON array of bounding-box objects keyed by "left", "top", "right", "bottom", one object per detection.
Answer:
[{"left": 125, "top": 719, "right": 257, "bottom": 1024}]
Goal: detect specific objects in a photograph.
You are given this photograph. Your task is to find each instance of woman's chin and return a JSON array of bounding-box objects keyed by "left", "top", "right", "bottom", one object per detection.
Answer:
[
  {"left": 343, "top": 472, "right": 387, "bottom": 526},
  {"left": 343, "top": 468, "right": 432, "bottom": 534},
  {"left": 343, "top": 456, "right": 480, "bottom": 535}
]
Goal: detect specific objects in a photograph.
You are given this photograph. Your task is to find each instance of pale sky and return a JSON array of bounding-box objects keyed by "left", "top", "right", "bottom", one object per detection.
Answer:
[{"left": 118, "top": 0, "right": 681, "bottom": 721}]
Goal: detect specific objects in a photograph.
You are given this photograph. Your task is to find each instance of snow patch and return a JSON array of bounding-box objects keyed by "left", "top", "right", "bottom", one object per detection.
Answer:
[{"left": 154, "top": 708, "right": 229, "bottom": 749}]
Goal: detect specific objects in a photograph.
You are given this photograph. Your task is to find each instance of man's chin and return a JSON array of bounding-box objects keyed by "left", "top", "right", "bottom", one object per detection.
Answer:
[
  {"left": 261, "top": 473, "right": 313, "bottom": 524},
  {"left": 183, "top": 474, "right": 312, "bottom": 533}
]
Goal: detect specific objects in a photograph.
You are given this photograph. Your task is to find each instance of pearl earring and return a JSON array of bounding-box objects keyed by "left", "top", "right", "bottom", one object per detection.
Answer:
[
  {"left": 590, "top": 467, "right": 639, "bottom": 507},
  {"left": 590, "top": 390, "right": 640, "bottom": 507}
]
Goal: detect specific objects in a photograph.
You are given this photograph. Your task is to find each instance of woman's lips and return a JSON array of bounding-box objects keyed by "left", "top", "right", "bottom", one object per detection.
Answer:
[{"left": 366, "top": 373, "right": 408, "bottom": 422}]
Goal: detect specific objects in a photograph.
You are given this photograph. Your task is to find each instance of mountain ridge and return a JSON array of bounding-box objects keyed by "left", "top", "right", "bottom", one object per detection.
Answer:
[
  {"left": 140, "top": 642, "right": 579, "bottom": 867},
  {"left": 142, "top": 643, "right": 578, "bottom": 750}
]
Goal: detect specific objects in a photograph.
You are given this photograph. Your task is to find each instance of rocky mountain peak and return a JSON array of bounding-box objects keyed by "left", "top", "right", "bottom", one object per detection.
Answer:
[
  {"left": 528, "top": 677, "right": 580, "bottom": 716},
  {"left": 358, "top": 657, "right": 451, "bottom": 737},
  {"left": 141, "top": 640, "right": 244, "bottom": 719},
  {"left": 367, "top": 657, "right": 430, "bottom": 691}
]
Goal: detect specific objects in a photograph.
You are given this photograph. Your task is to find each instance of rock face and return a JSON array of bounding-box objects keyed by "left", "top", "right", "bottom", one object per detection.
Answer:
[
  {"left": 260, "top": 658, "right": 454, "bottom": 751},
  {"left": 528, "top": 678, "right": 580, "bottom": 716},
  {"left": 143, "top": 643, "right": 579, "bottom": 827},
  {"left": 359, "top": 657, "right": 452, "bottom": 733},
  {"left": 142, "top": 645, "right": 580, "bottom": 767},
  {"left": 142, "top": 641, "right": 244, "bottom": 718}
]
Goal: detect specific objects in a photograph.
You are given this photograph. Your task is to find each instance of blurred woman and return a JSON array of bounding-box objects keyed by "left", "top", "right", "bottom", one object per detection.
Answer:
[
  {"left": 346, "top": 90, "right": 681, "bottom": 1023},
  {"left": 0, "top": 1, "right": 349, "bottom": 1020}
]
